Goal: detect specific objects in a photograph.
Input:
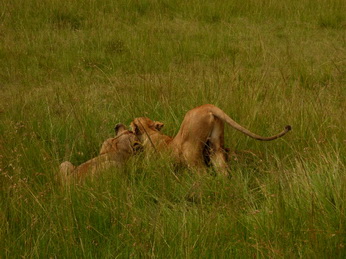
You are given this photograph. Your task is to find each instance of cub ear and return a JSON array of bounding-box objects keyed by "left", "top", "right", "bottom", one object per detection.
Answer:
[
  {"left": 114, "top": 123, "right": 127, "bottom": 135},
  {"left": 130, "top": 122, "right": 141, "bottom": 135},
  {"left": 154, "top": 121, "right": 164, "bottom": 131}
]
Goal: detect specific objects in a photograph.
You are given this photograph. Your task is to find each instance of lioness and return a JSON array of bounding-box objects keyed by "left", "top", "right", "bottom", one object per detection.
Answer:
[
  {"left": 130, "top": 104, "right": 291, "bottom": 176},
  {"left": 59, "top": 123, "right": 141, "bottom": 182}
]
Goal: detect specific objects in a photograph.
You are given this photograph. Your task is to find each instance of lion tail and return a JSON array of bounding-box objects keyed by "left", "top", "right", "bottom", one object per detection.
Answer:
[
  {"left": 58, "top": 161, "right": 75, "bottom": 183},
  {"left": 211, "top": 106, "right": 291, "bottom": 141}
]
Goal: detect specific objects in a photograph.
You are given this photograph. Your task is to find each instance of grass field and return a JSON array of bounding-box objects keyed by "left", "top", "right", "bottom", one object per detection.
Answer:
[{"left": 1, "top": 0, "right": 345, "bottom": 257}]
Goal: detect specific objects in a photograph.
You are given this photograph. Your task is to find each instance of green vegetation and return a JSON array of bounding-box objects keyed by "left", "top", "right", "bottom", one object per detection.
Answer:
[{"left": 1, "top": 0, "right": 345, "bottom": 257}]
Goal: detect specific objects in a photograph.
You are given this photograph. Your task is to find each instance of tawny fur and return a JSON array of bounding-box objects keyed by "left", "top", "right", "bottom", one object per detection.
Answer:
[
  {"left": 59, "top": 124, "right": 141, "bottom": 183},
  {"left": 131, "top": 104, "right": 291, "bottom": 176}
]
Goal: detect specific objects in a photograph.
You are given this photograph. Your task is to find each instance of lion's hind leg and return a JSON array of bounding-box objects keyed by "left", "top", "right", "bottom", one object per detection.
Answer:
[
  {"left": 210, "top": 148, "right": 229, "bottom": 177},
  {"left": 181, "top": 143, "right": 208, "bottom": 175},
  {"left": 208, "top": 119, "right": 230, "bottom": 177}
]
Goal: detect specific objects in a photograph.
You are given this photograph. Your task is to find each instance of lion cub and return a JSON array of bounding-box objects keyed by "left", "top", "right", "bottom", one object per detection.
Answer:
[
  {"left": 131, "top": 104, "right": 291, "bottom": 176},
  {"left": 59, "top": 123, "right": 141, "bottom": 182}
]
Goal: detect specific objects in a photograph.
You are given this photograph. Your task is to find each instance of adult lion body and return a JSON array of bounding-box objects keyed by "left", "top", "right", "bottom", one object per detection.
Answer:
[
  {"left": 131, "top": 104, "right": 291, "bottom": 176},
  {"left": 59, "top": 124, "right": 141, "bottom": 182}
]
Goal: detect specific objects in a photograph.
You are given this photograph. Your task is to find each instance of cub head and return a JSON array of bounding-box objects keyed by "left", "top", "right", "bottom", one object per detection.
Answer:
[
  {"left": 99, "top": 123, "right": 142, "bottom": 155},
  {"left": 130, "top": 117, "right": 164, "bottom": 139}
]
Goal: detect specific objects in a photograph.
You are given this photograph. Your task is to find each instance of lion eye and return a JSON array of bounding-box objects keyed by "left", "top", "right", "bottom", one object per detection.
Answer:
[{"left": 132, "top": 141, "right": 142, "bottom": 151}]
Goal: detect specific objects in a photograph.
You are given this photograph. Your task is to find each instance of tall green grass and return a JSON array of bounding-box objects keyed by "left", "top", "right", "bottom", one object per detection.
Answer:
[{"left": 1, "top": 0, "right": 345, "bottom": 257}]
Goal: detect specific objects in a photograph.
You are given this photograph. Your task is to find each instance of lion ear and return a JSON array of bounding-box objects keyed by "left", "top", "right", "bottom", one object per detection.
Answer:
[
  {"left": 154, "top": 121, "right": 164, "bottom": 131},
  {"left": 130, "top": 122, "right": 141, "bottom": 135},
  {"left": 114, "top": 123, "right": 126, "bottom": 135}
]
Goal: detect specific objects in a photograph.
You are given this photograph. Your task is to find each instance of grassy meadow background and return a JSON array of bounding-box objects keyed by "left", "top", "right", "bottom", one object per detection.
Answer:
[{"left": 1, "top": 0, "right": 345, "bottom": 257}]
